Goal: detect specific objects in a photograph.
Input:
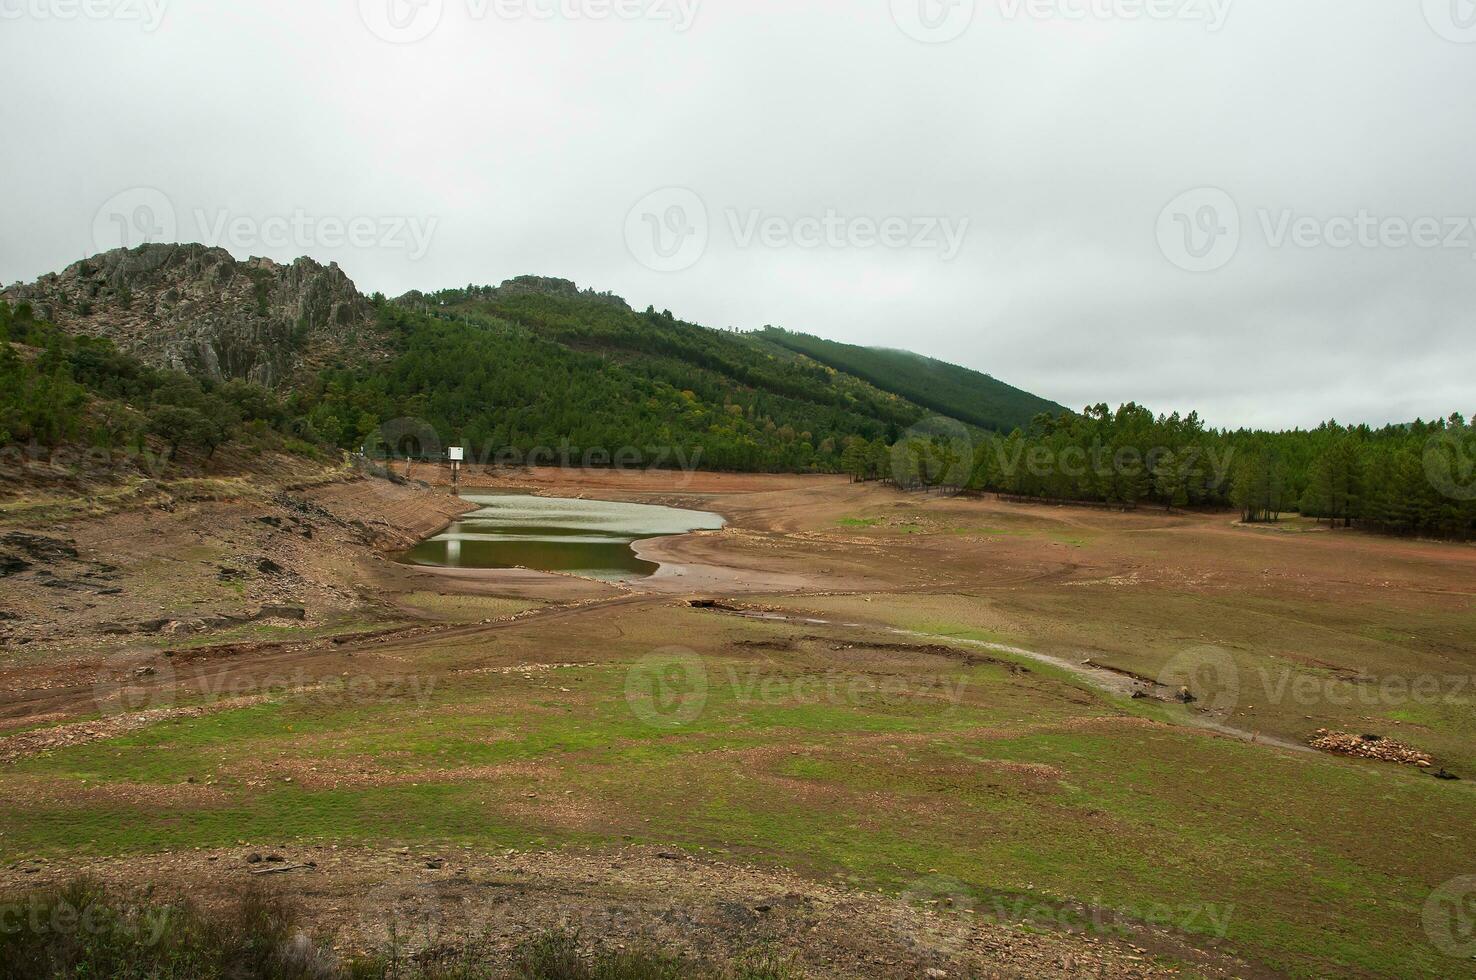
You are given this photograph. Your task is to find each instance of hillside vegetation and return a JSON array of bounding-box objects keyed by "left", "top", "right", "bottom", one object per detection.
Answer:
[
  {"left": 757, "top": 326, "right": 1064, "bottom": 433},
  {"left": 5, "top": 250, "right": 1473, "bottom": 540}
]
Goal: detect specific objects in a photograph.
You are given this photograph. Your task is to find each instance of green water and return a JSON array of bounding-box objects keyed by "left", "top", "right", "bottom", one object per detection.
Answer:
[{"left": 401, "top": 494, "right": 725, "bottom": 581}]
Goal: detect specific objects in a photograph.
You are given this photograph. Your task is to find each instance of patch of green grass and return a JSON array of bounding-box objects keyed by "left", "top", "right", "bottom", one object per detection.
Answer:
[
  {"left": 6, "top": 612, "right": 1476, "bottom": 978},
  {"left": 170, "top": 619, "right": 392, "bottom": 651},
  {"left": 834, "top": 517, "right": 881, "bottom": 528}
]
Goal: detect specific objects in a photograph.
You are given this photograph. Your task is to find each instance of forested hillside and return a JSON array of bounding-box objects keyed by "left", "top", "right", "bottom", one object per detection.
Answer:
[
  {"left": 292, "top": 298, "right": 916, "bottom": 471},
  {"left": 757, "top": 327, "right": 1064, "bottom": 433},
  {"left": 339, "top": 282, "right": 936, "bottom": 470},
  {"left": 5, "top": 255, "right": 1471, "bottom": 541},
  {"left": 876, "top": 402, "right": 1476, "bottom": 540},
  {"left": 0, "top": 300, "right": 304, "bottom": 467}
]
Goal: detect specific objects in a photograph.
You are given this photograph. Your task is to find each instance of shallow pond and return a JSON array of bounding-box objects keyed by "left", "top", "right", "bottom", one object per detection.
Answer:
[{"left": 401, "top": 494, "right": 725, "bottom": 580}]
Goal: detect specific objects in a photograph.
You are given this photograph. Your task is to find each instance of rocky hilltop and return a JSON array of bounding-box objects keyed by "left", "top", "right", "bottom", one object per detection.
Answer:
[
  {"left": 3, "top": 244, "right": 385, "bottom": 388},
  {"left": 395, "top": 275, "right": 632, "bottom": 311}
]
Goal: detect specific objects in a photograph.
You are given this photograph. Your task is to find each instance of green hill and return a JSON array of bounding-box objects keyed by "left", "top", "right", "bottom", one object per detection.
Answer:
[
  {"left": 339, "top": 281, "right": 936, "bottom": 471},
  {"left": 756, "top": 327, "right": 1064, "bottom": 433},
  {"left": 3, "top": 252, "right": 1066, "bottom": 474}
]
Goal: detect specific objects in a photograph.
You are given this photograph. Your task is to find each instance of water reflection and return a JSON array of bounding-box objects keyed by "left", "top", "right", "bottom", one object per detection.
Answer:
[{"left": 402, "top": 494, "right": 725, "bottom": 581}]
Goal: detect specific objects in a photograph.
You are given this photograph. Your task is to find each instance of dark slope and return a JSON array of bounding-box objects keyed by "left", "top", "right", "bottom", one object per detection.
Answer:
[{"left": 756, "top": 327, "right": 1065, "bottom": 433}]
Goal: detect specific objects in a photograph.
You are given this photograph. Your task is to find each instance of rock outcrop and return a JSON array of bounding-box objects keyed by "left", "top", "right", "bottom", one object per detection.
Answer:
[
  {"left": 395, "top": 275, "right": 631, "bottom": 312},
  {"left": 3, "top": 244, "right": 386, "bottom": 388}
]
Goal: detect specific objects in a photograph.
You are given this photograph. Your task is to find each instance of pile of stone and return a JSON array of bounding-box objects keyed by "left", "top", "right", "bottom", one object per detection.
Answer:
[{"left": 1309, "top": 730, "right": 1434, "bottom": 767}]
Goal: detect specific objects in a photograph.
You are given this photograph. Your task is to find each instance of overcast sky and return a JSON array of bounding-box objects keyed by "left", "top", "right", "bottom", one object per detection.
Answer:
[{"left": 2, "top": 0, "right": 1473, "bottom": 429}]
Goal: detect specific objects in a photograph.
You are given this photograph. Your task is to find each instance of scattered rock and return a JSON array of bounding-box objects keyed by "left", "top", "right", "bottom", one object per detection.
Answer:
[
  {"left": 246, "top": 853, "right": 263, "bottom": 864},
  {"left": 1310, "top": 730, "right": 1434, "bottom": 767},
  {"left": 256, "top": 605, "right": 306, "bottom": 621},
  {"left": 0, "top": 555, "right": 32, "bottom": 577},
  {"left": 0, "top": 532, "right": 79, "bottom": 564}
]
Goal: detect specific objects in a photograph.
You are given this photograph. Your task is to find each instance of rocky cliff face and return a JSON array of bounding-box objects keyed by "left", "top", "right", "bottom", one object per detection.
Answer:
[{"left": 3, "top": 244, "right": 387, "bottom": 388}]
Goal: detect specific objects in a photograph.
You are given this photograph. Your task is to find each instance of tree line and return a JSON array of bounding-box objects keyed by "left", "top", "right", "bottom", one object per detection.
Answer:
[
  {"left": 850, "top": 403, "right": 1475, "bottom": 540},
  {"left": 5, "top": 297, "right": 1471, "bottom": 540},
  {"left": 1, "top": 301, "right": 307, "bottom": 465}
]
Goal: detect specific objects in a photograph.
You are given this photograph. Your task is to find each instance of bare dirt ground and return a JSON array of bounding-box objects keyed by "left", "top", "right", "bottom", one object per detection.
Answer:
[
  {"left": 3, "top": 462, "right": 1475, "bottom": 977},
  {"left": 2, "top": 845, "right": 1258, "bottom": 979}
]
